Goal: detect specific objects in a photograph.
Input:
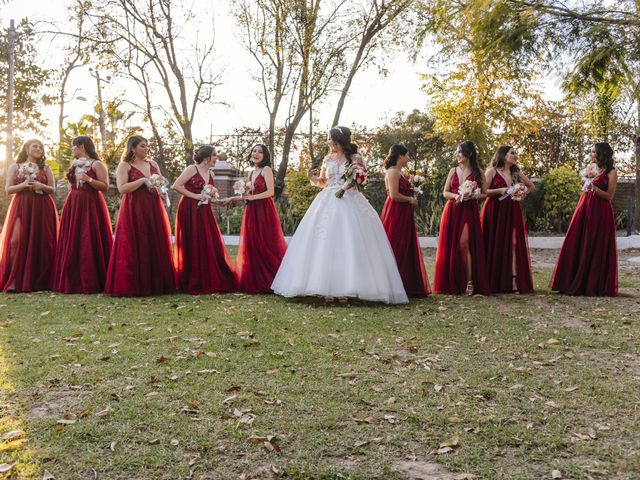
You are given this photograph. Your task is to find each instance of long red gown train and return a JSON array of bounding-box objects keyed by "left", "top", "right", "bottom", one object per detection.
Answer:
[
  {"left": 236, "top": 172, "right": 287, "bottom": 293},
  {"left": 53, "top": 162, "right": 113, "bottom": 293},
  {"left": 434, "top": 170, "right": 490, "bottom": 295},
  {"left": 380, "top": 174, "right": 430, "bottom": 297},
  {"left": 0, "top": 168, "right": 59, "bottom": 292},
  {"left": 550, "top": 170, "right": 618, "bottom": 296},
  {"left": 480, "top": 173, "right": 534, "bottom": 294},
  {"left": 174, "top": 170, "right": 236, "bottom": 294},
  {"left": 104, "top": 163, "right": 177, "bottom": 296}
]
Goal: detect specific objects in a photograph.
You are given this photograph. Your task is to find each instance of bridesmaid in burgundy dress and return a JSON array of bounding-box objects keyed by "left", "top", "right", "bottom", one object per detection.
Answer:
[
  {"left": 434, "top": 141, "right": 490, "bottom": 295},
  {"left": 172, "top": 145, "right": 236, "bottom": 294},
  {"left": 481, "top": 146, "right": 535, "bottom": 294},
  {"left": 380, "top": 144, "right": 430, "bottom": 297},
  {"left": 0, "top": 139, "right": 58, "bottom": 292},
  {"left": 104, "top": 136, "right": 176, "bottom": 296},
  {"left": 551, "top": 142, "right": 618, "bottom": 296},
  {"left": 53, "top": 136, "right": 113, "bottom": 293},
  {"left": 224, "top": 144, "right": 286, "bottom": 293}
]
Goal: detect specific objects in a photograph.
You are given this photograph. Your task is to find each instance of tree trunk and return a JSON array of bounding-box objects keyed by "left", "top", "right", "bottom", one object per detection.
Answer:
[
  {"left": 332, "top": 41, "right": 367, "bottom": 127},
  {"left": 635, "top": 99, "right": 640, "bottom": 233},
  {"left": 275, "top": 112, "right": 305, "bottom": 198}
]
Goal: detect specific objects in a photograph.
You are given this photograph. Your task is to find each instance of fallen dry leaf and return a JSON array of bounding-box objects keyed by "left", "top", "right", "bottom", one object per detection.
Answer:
[
  {"left": 436, "top": 446, "right": 454, "bottom": 455},
  {"left": 2, "top": 430, "right": 25, "bottom": 441},
  {"left": 453, "top": 475, "right": 476, "bottom": 480},
  {"left": 42, "top": 470, "right": 55, "bottom": 480},
  {"left": 551, "top": 470, "right": 562, "bottom": 479},
  {"left": 0, "top": 464, "right": 14, "bottom": 473},
  {"left": 352, "top": 416, "right": 374, "bottom": 424},
  {"left": 440, "top": 434, "right": 459, "bottom": 448},
  {"left": 95, "top": 406, "right": 113, "bottom": 417}
]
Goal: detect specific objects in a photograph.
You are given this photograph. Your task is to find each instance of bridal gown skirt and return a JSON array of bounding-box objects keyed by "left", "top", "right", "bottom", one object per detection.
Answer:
[{"left": 271, "top": 186, "right": 408, "bottom": 304}]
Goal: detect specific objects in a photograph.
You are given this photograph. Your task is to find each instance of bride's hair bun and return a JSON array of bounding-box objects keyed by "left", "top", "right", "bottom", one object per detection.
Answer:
[{"left": 329, "top": 126, "right": 358, "bottom": 160}]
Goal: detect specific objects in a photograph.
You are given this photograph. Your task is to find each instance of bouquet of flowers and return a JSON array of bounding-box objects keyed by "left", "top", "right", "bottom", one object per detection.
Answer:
[
  {"left": 499, "top": 182, "right": 528, "bottom": 201},
  {"left": 336, "top": 163, "right": 368, "bottom": 198},
  {"left": 233, "top": 179, "right": 253, "bottom": 196},
  {"left": 71, "top": 158, "right": 92, "bottom": 188},
  {"left": 17, "top": 163, "right": 37, "bottom": 182},
  {"left": 147, "top": 173, "right": 171, "bottom": 207},
  {"left": 456, "top": 179, "right": 480, "bottom": 203},
  {"left": 409, "top": 174, "right": 427, "bottom": 197},
  {"left": 198, "top": 184, "right": 219, "bottom": 207},
  {"left": 580, "top": 163, "right": 599, "bottom": 192},
  {"left": 17, "top": 163, "right": 42, "bottom": 194}
]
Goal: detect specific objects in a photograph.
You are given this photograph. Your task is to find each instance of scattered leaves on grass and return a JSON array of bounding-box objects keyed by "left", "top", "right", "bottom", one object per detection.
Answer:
[{"left": 0, "top": 463, "right": 14, "bottom": 473}]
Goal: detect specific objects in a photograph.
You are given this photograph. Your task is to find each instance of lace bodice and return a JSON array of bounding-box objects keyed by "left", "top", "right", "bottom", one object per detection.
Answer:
[{"left": 324, "top": 159, "right": 347, "bottom": 187}]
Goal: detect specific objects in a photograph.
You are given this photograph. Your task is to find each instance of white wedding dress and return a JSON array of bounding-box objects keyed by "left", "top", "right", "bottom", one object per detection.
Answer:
[{"left": 271, "top": 157, "right": 408, "bottom": 304}]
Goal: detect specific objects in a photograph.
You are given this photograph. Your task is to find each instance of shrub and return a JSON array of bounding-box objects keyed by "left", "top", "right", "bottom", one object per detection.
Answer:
[
  {"left": 542, "top": 165, "right": 581, "bottom": 232},
  {"left": 285, "top": 170, "right": 320, "bottom": 218}
]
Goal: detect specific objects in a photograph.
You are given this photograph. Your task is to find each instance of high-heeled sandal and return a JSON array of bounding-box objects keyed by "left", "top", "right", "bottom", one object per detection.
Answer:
[{"left": 465, "top": 280, "right": 474, "bottom": 296}]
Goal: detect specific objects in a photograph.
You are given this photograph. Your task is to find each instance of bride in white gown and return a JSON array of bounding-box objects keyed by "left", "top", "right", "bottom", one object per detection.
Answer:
[{"left": 271, "top": 126, "right": 408, "bottom": 304}]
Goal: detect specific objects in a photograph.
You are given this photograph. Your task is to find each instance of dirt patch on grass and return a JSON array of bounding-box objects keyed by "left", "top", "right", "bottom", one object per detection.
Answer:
[
  {"left": 26, "top": 387, "right": 87, "bottom": 419},
  {"left": 393, "top": 459, "right": 471, "bottom": 480}
]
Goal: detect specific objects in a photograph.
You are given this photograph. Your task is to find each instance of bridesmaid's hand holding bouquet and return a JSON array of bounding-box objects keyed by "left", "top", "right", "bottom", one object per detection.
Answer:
[
  {"left": 580, "top": 163, "right": 599, "bottom": 192},
  {"left": 198, "top": 184, "right": 219, "bottom": 207},
  {"left": 456, "top": 179, "right": 480, "bottom": 203},
  {"left": 147, "top": 174, "right": 171, "bottom": 207},
  {"left": 409, "top": 174, "right": 426, "bottom": 197}
]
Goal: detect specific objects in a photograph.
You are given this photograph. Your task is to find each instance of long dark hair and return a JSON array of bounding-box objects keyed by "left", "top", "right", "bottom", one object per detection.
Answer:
[
  {"left": 329, "top": 126, "right": 358, "bottom": 163},
  {"left": 16, "top": 139, "right": 46, "bottom": 170},
  {"left": 121, "top": 135, "right": 147, "bottom": 163},
  {"left": 73, "top": 136, "right": 100, "bottom": 160},
  {"left": 249, "top": 144, "right": 271, "bottom": 168},
  {"left": 594, "top": 142, "right": 614, "bottom": 173},
  {"left": 491, "top": 145, "right": 520, "bottom": 181},
  {"left": 385, "top": 144, "right": 408, "bottom": 169},
  {"left": 458, "top": 141, "right": 482, "bottom": 184},
  {"left": 194, "top": 145, "right": 216, "bottom": 164}
]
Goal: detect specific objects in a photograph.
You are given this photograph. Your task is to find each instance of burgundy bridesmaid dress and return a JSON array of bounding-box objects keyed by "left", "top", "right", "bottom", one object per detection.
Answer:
[
  {"left": 236, "top": 171, "right": 287, "bottom": 293},
  {"left": 480, "top": 172, "right": 534, "bottom": 294},
  {"left": 380, "top": 174, "right": 430, "bottom": 297},
  {"left": 433, "top": 170, "right": 490, "bottom": 295},
  {"left": 53, "top": 162, "right": 113, "bottom": 293},
  {"left": 174, "top": 170, "right": 236, "bottom": 294},
  {"left": 550, "top": 170, "right": 618, "bottom": 296},
  {"left": 104, "top": 163, "right": 177, "bottom": 296},
  {"left": 0, "top": 167, "right": 59, "bottom": 292}
]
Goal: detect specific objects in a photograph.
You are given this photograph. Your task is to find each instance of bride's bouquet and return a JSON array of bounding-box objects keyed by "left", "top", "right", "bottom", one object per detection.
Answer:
[
  {"left": 580, "top": 163, "right": 599, "bottom": 192},
  {"left": 456, "top": 179, "right": 480, "bottom": 203},
  {"left": 198, "top": 184, "right": 219, "bottom": 207},
  {"left": 233, "top": 179, "right": 253, "bottom": 196},
  {"left": 499, "top": 183, "right": 527, "bottom": 201},
  {"left": 336, "top": 163, "right": 368, "bottom": 198},
  {"left": 71, "top": 158, "right": 92, "bottom": 188},
  {"left": 147, "top": 173, "right": 171, "bottom": 207},
  {"left": 409, "top": 174, "right": 427, "bottom": 197}
]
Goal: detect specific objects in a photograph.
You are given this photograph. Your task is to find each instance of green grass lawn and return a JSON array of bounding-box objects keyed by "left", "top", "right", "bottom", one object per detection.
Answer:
[{"left": 0, "top": 267, "right": 638, "bottom": 479}]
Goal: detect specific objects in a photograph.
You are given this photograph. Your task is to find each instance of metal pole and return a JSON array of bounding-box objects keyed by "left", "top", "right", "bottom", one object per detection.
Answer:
[
  {"left": 95, "top": 71, "right": 107, "bottom": 149},
  {"left": 6, "top": 19, "right": 16, "bottom": 171}
]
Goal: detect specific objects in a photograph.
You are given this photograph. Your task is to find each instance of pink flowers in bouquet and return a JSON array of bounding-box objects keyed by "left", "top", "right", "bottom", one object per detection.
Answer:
[
  {"left": 147, "top": 173, "right": 171, "bottom": 207},
  {"left": 580, "top": 163, "right": 600, "bottom": 192},
  {"left": 409, "top": 174, "right": 427, "bottom": 197},
  {"left": 456, "top": 179, "right": 480, "bottom": 203},
  {"left": 336, "top": 162, "right": 368, "bottom": 198},
  {"left": 499, "top": 182, "right": 528, "bottom": 201},
  {"left": 198, "top": 184, "right": 219, "bottom": 207},
  {"left": 233, "top": 179, "right": 253, "bottom": 196}
]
